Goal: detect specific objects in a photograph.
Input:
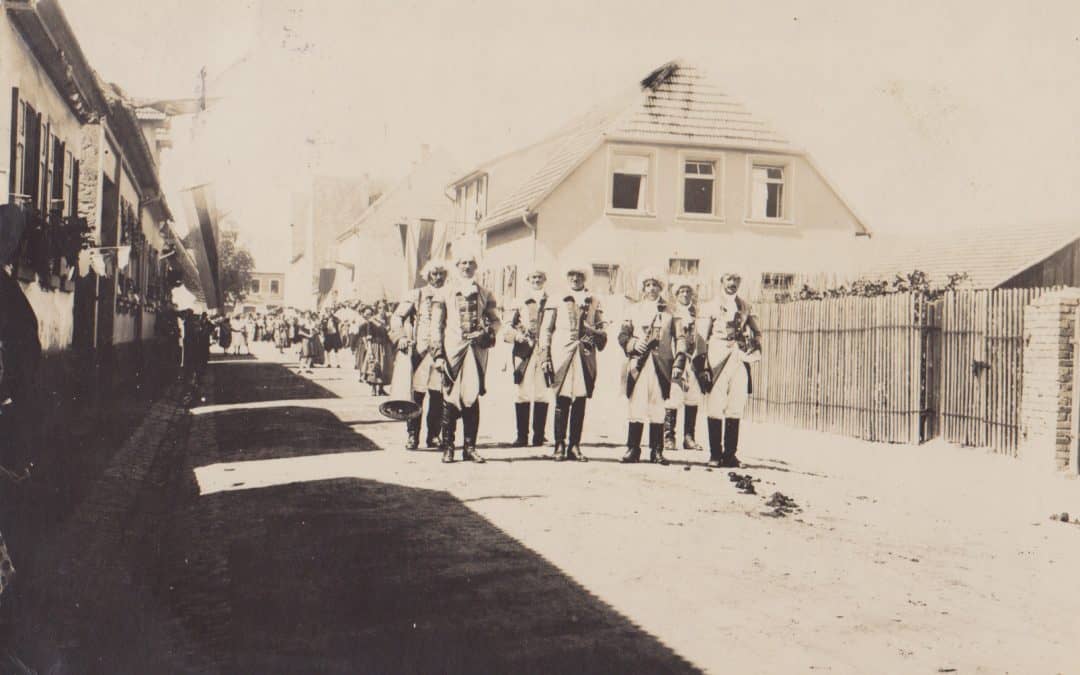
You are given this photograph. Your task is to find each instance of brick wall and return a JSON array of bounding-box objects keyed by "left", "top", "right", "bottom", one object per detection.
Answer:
[{"left": 1020, "top": 288, "right": 1080, "bottom": 472}]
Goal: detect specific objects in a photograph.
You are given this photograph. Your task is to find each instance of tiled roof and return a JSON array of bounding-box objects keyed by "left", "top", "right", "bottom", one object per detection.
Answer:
[
  {"left": 471, "top": 61, "right": 797, "bottom": 231},
  {"left": 857, "top": 222, "right": 1080, "bottom": 289}
]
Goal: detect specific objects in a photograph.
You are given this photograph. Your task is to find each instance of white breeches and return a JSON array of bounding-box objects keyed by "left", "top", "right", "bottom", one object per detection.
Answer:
[
  {"left": 515, "top": 358, "right": 552, "bottom": 403},
  {"left": 627, "top": 357, "right": 669, "bottom": 424},
  {"left": 445, "top": 348, "right": 482, "bottom": 409},
  {"left": 553, "top": 352, "right": 589, "bottom": 400},
  {"left": 666, "top": 365, "right": 703, "bottom": 408},
  {"left": 411, "top": 353, "right": 441, "bottom": 393},
  {"left": 705, "top": 357, "right": 748, "bottom": 419}
]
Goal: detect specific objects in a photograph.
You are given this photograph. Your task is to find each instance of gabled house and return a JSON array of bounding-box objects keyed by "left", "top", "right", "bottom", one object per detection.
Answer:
[
  {"left": 447, "top": 61, "right": 869, "bottom": 304},
  {"left": 334, "top": 146, "right": 460, "bottom": 303}
]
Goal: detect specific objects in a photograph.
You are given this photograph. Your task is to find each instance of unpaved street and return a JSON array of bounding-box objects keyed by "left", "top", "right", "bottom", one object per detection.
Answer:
[{"left": 13, "top": 344, "right": 1080, "bottom": 673}]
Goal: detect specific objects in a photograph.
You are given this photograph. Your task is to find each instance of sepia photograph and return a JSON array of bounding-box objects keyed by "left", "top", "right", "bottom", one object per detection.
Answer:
[{"left": 1, "top": 0, "right": 1079, "bottom": 672}]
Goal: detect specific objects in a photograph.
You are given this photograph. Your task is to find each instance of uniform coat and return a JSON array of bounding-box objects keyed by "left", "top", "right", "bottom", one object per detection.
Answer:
[
  {"left": 431, "top": 280, "right": 501, "bottom": 409},
  {"left": 390, "top": 284, "right": 444, "bottom": 393},
  {"left": 668, "top": 299, "right": 704, "bottom": 406},
  {"left": 696, "top": 293, "right": 757, "bottom": 419},
  {"left": 618, "top": 299, "right": 682, "bottom": 423},
  {"left": 504, "top": 290, "right": 552, "bottom": 402},
  {"left": 538, "top": 288, "right": 606, "bottom": 399}
]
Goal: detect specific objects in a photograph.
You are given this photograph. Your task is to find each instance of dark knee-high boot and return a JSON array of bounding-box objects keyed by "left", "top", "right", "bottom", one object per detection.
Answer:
[
  {"left": 621, "top": 422, "right": 643, "bottom": 463},
  {"left": 566, "top": 397, "right": 588, "bottom": 462},
  {"left": 462, "top": 404, "right": 485, "bottom": 463},
  {"left": 648, "top": 423, "right": 669, "bottom": 465},
  {"left": 683, "top": 405, "right": 704, "bottom": 451},
  {"left": 441, "top": 404, "right": 459, "bottom": 463},
  {"left": 425, "top": 390, "right": 444, "bottom": 448},
  {"left": 552, "top": 396, "right": 570, "bottom": 461},
  {"left": 513, "top": 402, "right": 530, "bottom": 446},
  {"left": 663, "top": 408, "right": 677, "bottom": 451},
  {"left": 531, "top": 402, "right": 549, "bottom": 446},
  {"left": 707, "top": 417, "right": 724, "bottom": 467},
  {"left": 722, "top": 418, "right": 741, "bottom": 468},
  {"left": 406, "top": 391, "right": 424, "bottom": 449}
]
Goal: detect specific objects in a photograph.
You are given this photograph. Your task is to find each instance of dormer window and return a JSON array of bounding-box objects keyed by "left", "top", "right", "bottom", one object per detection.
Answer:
[
  {"left": 746, "top": 156, "right": 794, "bottom": 225},
  {"left": 751, "top": 165, "right": 785, "bottom": 220},
  {"left": 609, "top": 150, "right": 654, "bottom": 213}
]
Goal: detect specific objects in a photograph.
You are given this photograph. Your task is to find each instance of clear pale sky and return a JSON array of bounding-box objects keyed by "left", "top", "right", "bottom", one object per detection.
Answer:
[{"left": 62, "top": 0, "right": 1080, "bottom": 272}]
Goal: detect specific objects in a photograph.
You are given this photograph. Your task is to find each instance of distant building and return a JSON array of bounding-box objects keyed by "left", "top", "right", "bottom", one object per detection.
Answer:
[
  {"left": 241, "top": 271, "right": 285, "bottom": 313},
  {"left": 447, "top": 60, "right": 869, "bottom": 305},
  {"left": 334, "top": 146, "right": 460, "bottom": 303},
  {"left": 286, "top": 174, "right": 369, "bottom": 310}
]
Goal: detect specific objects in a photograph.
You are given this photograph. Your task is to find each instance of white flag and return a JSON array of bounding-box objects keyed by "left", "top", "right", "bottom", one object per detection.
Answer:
[{"left": 117, "top": 246, "right": 132, "bottom": 270}]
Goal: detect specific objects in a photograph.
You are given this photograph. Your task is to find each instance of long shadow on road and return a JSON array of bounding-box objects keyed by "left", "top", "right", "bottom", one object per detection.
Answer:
[
  {"left": 156, "top": 361, "right": 700, "bottom": 673},
  {"left": 162, "top": 476, "right": 699, "bottom": 674}
]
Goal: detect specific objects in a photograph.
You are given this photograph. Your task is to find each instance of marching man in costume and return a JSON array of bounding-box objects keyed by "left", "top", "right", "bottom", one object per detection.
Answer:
[
  {"left": 696, "top": 271, "right": 762, "bottom": 468},
  {"left": 503, "top": 267, "right": 552, "bottom": 447},
  {"left": 389, "top": 260, "right": 449, "bottom": 450},
  {"left": 665, "top": 277, "right": 706, "bottom": 452},
  {"left": 618, "top": 269, "right": 682, "bottom": 466},
  {"left": 538, "top": 263, "right": 607, "bottom": 462},
  {"left": 431, "top": 244, "right": 501, "bottom": 464}
]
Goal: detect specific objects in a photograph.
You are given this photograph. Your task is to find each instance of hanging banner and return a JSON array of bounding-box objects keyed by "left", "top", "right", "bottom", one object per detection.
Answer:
[
  {"left": 181, "top": 183, "right": 223, "bottom": 311},
  {"left": 116, "top": 245, "right": 131, "bottom": 271},
  {"left": 400, "top": 219, "right": 448, "bottom": 290}
]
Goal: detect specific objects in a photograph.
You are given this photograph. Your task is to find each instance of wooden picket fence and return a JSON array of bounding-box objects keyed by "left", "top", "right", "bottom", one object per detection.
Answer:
[
  {"left": 939, "top": 288, "right": 1050, "bottom": 455},
  {"left": 748, "top": 288, "right": 1054, "bottom": 450},
  {"left": 747, "top": 293, "right": 934, "bottom": 444}
]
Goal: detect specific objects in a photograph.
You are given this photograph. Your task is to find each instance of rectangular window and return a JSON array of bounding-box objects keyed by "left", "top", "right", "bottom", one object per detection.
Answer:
[
  {"left": 682, "top": 160, "right": 715, "bottom": 215},
  {"left": 251, "top": 279, "right": 261, "bottom": 294},
  {"left": 761, "top": 272, "right": 794, "bottom": 290},
  {"left": 50, "top": 136, "right": 64, "bottom": 213},
  {"left": 591, "top": 263, "right": 620, "bottom": 295},
  {"left": 668, "top": 258, "right": 700, "bottom": 277},
  {"left": 611, "top": 153, "right": 650, "bottom": 211},
  {"left": 270, "top": 279, "right": 280, "bottom": 295},
  {"left": 751, "top": 165, "right": 784, "bottom": 220}
]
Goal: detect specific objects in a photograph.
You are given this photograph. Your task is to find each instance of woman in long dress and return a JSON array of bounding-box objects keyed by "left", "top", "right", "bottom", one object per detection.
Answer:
[
  {"left": 298, "top": 317, "right": 317, "bottom": 373},
  {"left": 359, "top": 306, "right": 391, "bottom": 395}
]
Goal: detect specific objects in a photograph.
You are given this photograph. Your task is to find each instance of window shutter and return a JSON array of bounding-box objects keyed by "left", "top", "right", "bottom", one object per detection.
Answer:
[
  {"left": 8, "top": 88, "right": 17, "bottom": 202},
  {"left": 71, "top": 158, "right": 80, "bottom": 216}
]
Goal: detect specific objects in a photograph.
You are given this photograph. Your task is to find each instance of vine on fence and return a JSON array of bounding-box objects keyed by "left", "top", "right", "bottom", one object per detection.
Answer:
[{"left": 779, "top": 270, "right": 970, "bottom": 302}]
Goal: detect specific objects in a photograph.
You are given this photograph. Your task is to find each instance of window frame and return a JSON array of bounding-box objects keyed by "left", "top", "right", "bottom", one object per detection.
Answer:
[
  {"left": 251, "top": 279, "right": 261, "bottom": 295},
  {"left": 605, "top": 144, "right": 657, "bottom": 217},
  {"left": 270, "top": 279, "right": 280, "bottom": 295},
  {"left": 745, "top": 154, "right": 795, "bottom": 226},
  {"left": 676, "top": 149, "right": 725, "bottom": 222}
]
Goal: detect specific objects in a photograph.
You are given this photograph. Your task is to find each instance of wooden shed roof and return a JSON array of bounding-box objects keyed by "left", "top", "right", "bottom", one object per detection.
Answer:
[{"left": 858, "top": 222, "right": 1080, "bottom": 289}]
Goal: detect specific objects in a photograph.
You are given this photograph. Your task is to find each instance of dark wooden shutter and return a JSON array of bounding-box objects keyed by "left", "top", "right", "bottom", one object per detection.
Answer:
[
  {"left": 8, "top": 88, "right": 17, "bottom": 202},
  {"left": 71, "top": 158, "right": 80, "bottom": 216}
]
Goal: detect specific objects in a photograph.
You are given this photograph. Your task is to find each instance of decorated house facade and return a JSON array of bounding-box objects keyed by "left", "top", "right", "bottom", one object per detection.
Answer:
[{"left": 2, "top": 0, "right": 191, "bottom": 400}]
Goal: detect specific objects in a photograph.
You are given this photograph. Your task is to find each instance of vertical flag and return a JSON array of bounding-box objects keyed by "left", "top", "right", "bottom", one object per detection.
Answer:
[
  {"left": 400, "top": 219, "right": 448, "bottom": 290},
  {"left": 181, "top": 183, "right": 223, "bottom": 310}
]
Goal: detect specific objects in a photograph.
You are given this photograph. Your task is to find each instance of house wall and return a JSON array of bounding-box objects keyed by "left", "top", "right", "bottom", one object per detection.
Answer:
[
  {"left": 345, "top": 152, "right": 460, "bottom": 303},
  {"left": 1, "top": 15, "right": 86, "bottom": 354},
  {"left": 521, "top": 141, "right": 864, "bottom": 298},
  {"left": 243, "top": 271, "right": 285, "bottom": 310}
]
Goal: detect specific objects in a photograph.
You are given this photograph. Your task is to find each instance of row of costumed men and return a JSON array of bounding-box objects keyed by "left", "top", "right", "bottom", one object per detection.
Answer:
[{"left": 387, "top": 246, "right": 762, "bottom": 469}]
